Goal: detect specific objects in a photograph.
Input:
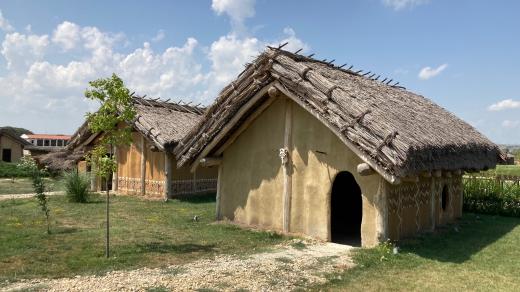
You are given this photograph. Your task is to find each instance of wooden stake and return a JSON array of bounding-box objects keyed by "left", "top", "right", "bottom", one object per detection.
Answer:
[
  {"left": 215, "top": 164, "right": 223, "bottom": 220},
  {"left": 140, "top": 135, "right": 147, "bottom": 196}
]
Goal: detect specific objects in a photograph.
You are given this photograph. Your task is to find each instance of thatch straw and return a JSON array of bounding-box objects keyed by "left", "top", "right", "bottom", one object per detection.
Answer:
[
  {"left": 174, "top": 47, "right": 500, "bottom": 178},
  {"left": 39, "top": 97, "right": 205, "bottom": 171}
]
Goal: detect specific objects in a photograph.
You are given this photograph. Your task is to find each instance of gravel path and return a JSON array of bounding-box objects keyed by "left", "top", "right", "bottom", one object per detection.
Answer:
[
  {"left": 0, "top": 191, "right": 64, "bottom": 201},
  {"left": 2, "top": 240, "right": 355, "bottom": 291}
]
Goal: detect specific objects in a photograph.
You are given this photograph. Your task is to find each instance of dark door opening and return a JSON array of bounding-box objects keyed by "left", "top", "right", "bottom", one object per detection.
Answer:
[
  {"left": 330, "top": 171, "right": 362, "bottom": 246},
  {"left": 2, "top": 149, "right": 12, "bottom": 162}
]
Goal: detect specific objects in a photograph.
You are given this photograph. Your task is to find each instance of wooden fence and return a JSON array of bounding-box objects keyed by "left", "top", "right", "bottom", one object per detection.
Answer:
[{"left": 171, "top": 178, "right": 218, "bottom": 196}]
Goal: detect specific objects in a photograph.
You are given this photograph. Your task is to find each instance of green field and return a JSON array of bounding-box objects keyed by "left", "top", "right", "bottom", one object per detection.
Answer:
[
  {"left": 314, "top": 213, "right": 520, "bottom": 291},
  {"left": 1, "top": 193, "right": 519, "bottom": 290},
  {"left": 0, "top": 177, "right": 64, "bottom": 195},
  {"left": 0, "top": 194, "right": 286, "bottom": 282},
  {"left": 483, "top": 164, "right": 520, "bottom": 176}
]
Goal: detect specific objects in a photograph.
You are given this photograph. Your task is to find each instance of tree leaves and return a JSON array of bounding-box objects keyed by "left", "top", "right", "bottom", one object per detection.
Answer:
[{"left": 84, "top": 74, "right": 137, "bottom": 179}]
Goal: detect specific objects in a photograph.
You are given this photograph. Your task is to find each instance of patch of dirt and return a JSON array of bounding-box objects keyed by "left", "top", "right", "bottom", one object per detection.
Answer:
[
  {"left": 0, "top": 191, "right": 63, "bottom": 201},
  {"left": 2, "top": 240, "right": 355, "bottom": 291}
]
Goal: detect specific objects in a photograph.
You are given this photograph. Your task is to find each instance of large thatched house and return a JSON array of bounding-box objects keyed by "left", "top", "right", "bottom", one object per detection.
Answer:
[
  {"left": 175, "top": 47, "right": 500, "bottom": 247},
  {"left": 0, "top": 128, "right": 30, "bottom": 163},
  {"left": 41, "top": 97, "right": 218, "bottom": 199}
]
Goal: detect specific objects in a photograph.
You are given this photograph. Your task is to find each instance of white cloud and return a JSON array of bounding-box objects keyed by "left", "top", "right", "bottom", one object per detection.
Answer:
[
  {"left": 151, "top": 29, "right": 166, "bottom": 42},
  {"left": 208, "top": 34, "right": 261, "bottom": 88},
  {"left": 488, "top": 99, "right": 520, "bottom": 111},
  {"left": 52, "top": 21, "right": 81, "bottom": 50},
  {"left": 382, "top": 0, "right": 429, "bottom": 11},
  {"left": 206, "top": 27, "right": 309, "bottom": 94},
  {"left": 0, "top": 10, "right": 14, "bottom": 32},
  {"left": 0, "top": 0, "right": 310, "bottom": 134},
  {"left": 1, "top": 32, "right": 49, "bottom": 70},
  {"left": 212, "top": 0, "right": 255, "bottom": 33},
  {"left": 502, "top": 120, "right": 520, "bottom": 128},
  {"left": 418, "top": 63, "right": 448, "bottom": 80}
]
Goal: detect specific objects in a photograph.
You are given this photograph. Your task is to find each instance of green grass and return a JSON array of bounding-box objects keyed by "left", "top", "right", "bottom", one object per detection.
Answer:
[
  {"left": 0, "top": 194, "right": 287, "bottom": 282},
  {"left": 482, "top": 165, "right": 520, "bottom": 177},
  {"left": 0, "top": 177, "right": 64, "bottom": 195},
  {"left": 314, "top": 214, "right": 520, "bottom": 291}
]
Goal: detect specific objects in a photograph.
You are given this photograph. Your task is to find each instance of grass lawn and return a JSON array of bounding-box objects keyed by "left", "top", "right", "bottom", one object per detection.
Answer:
[
  {"left": 315, "top": 213, "right": 520, "bottom": 291},
  {"left": 0, "top": 194, "right": 287, "bottom": 282},
  {"left": 0, "top": 177, "right": 64, "bottom": 195},
  {"left": 482, "top": 165, "right": 520, "bottom": 177}
]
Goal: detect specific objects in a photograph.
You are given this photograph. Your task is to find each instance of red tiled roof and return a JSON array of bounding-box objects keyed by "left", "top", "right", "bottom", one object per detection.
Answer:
[{"left": 26, "top": 134, "right": 72, "bottom": 140}]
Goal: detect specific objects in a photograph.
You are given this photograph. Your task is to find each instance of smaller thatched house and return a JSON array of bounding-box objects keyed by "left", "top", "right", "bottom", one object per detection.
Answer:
[
  {"left": 0, "top": 127, "right": 30, "bottom": 163},
  {"left": 175, "top": 47, "right": 500, "bottom": 247},
  {"left": 41, "top": 97, "right": 218, "bottom": 199}
]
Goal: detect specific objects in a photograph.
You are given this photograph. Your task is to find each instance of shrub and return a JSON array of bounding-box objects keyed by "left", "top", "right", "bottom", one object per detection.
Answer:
[
  {"left": 64, "top": 170, "right": 90, "bottom": 203},
  {"left": 0, "top": 161, "right": 32, "bottom": 177},
  {"left": 463, "top": 176, "right": 520, "bottom": 217}
]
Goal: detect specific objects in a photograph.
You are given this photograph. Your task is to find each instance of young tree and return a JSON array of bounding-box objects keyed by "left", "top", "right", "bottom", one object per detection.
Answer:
[
  {"left": 18, "top": 156, "right": 51, "bottom": 234},
  {"left": 85, "top": 74, "right": 136, "bottom": 258}
]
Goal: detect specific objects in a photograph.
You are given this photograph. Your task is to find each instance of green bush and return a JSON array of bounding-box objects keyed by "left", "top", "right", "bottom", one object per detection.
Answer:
[
  {"left": 0, "top": 161, "right": 32, "bottom": 177},
  {"left": 64, "top": 170, "right": 90, "bottom": 203},
  {"left": 463, "top": 176, "right": 520, "bottom": 217}
]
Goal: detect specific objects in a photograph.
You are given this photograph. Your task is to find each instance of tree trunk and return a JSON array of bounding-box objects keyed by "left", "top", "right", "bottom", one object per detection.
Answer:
[{"left": 106, "top": 180, "right": 110, "bottom": 258}]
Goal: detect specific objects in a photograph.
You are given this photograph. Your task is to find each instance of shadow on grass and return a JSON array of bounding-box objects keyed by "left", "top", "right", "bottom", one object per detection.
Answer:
[
  {"left": 400, "top": 213, "right": 519, "bottom": 263},
  {"left": 135, "top": 242, "right": 216, "bottom": 254},
  {"left": 53, "top": 227, "right": 79, "bottom": 234},
  {"left": 173, "top": 193, "right": 216, "bottom": 204}
]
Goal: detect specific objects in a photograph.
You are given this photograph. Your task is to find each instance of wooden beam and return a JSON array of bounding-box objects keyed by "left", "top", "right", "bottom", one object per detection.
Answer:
[
  {"left": 421, "top": 171, "right": 432, "bottom": 178},
  {"left": 164, "top": 152, "right": 174, "bottom": 200},
  {"left": 402, "top": 176, "right": 419, "bottom": 183},
  {"left": 273, "top": 82, "right": 401, "bottom": 185},
  {"left": 215, "top": 164, "right": 223, "bottom": 220},
  {"left": 190, "top": 83, "right": 273, "bottom": 172},
  {"left": 268, "top": 86, "right": 280, "bottom": 98},
  {"left": 199, "top": 157, "right": 222, "bottom": 167},
  {"left": 215, "top": 95, "right": 277, "bottom": 156},
  {"left": 140, "top": 135, "right": 147, "bottom": 196},
  {"left": 357, "top": 163, "right": 375, "bottom": 176},
  {"left": 282, "top": 99, "right": 293, "bottom": 233}
]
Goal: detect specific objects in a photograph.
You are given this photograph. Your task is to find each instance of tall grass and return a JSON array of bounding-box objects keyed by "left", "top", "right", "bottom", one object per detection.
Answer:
[
  {"left": 64, "top": 171, "right": 90, "bottom": 203},
  {"left": 463, "top": 176, "right": 520, "bottom": 217}
]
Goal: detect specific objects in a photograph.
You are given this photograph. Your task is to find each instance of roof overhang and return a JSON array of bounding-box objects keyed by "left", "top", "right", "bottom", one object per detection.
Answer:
[{"left": 189, "top": 80, "right": 401, "bottom": 184}]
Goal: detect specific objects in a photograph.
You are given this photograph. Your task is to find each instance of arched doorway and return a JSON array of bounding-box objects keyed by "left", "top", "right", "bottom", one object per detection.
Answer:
[{"left": 330, "top": 171, "right": 362, "bottom": 246}]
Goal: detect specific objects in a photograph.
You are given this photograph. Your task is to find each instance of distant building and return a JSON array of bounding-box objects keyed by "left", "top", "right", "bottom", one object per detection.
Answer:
[
  {"left": 21, "top": 134, "right": 72, "bottom": 156},
  {"left": 0, "top": 128, "right": 30, "bottom": 162}
]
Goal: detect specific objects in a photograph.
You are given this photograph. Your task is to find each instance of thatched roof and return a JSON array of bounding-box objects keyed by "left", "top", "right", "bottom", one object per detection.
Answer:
[
  {"left": 39, "top": 97, "right": 205, "bottom": 172},
  {"left": 36, "top": 120, "right": 92, "bottom": 172},
  {"left": 133, "top": 97, "right": 204, "bottom": 151},
  {"left": 174, "top": 47, "right": 500, "bottom": 182}
]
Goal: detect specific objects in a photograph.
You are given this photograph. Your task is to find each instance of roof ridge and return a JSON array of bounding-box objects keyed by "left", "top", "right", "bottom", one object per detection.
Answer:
[
  {"left": 266, "top": 45, "right": 405, "bottom": 89},
  {"left": 132, "top": 96, "right": 205, "bottom": 115}
]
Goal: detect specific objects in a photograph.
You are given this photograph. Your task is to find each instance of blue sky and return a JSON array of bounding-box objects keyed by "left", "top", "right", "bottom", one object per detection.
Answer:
[{"left": 0, "top": 0, "right": 519, "bottom": 144}]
